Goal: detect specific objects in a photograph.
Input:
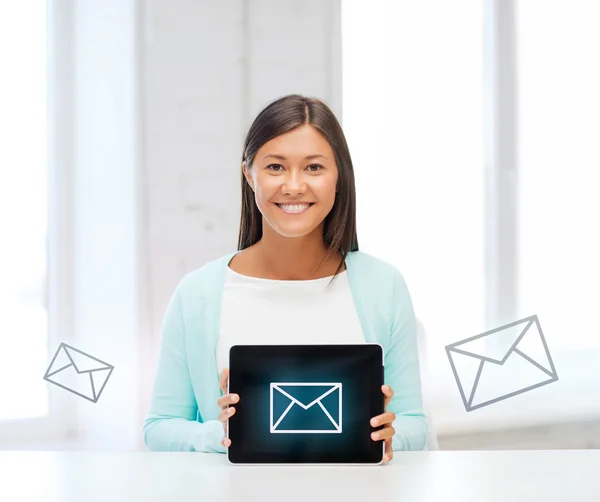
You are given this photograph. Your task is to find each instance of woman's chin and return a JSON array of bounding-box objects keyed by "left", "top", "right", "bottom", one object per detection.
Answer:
[{"left": 270, "top": 223, "right": 321, "bottom": 240}]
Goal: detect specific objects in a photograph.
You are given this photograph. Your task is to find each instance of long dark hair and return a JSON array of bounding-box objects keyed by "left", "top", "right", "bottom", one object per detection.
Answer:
[{"left": 238, "top": 94, "right": 359, "bottom": 285}]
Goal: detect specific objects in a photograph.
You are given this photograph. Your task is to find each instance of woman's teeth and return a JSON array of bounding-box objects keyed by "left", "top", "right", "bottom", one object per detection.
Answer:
[{"left": 277, "top": 203, "right": 312, "bottom": 214}]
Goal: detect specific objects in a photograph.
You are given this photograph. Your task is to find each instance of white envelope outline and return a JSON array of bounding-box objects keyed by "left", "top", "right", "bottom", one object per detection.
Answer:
[
  {"left": 270, "top": 382, "right": 342, "bottom": 434},
  {"left": 445, "top": 314, "right": 558, "bottom": 412},
  {"left": 43, "top": 342, "right": 114, "bottom": 403}
]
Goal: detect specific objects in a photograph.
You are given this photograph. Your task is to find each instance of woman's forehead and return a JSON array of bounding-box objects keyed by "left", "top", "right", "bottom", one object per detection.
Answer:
[{"left": 258, "top": 126, "right": 333, "bottom": 157}]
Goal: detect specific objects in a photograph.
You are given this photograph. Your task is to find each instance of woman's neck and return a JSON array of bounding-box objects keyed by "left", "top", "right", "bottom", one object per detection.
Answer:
[{"left": 248, "top": 232, "right": 344, "bottom": 281}]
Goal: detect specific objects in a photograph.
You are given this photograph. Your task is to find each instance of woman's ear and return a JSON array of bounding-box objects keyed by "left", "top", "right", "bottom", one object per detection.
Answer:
[{"left": 242, "top": 161, "right": 254, "bottom": 192}]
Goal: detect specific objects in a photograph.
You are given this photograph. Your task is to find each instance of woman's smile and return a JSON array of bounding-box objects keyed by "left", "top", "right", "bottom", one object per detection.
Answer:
[{"left": 274, "top": 202, "right": 315, "bottom": 215}]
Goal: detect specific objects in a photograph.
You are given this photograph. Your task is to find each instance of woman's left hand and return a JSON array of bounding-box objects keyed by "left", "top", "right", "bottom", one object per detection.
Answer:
[{"left": 370, "top": 384, "right": 396, "bottom": 463}]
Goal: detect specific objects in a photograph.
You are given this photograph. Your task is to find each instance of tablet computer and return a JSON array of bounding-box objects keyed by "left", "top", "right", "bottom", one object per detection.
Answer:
[{"left": 227, "top": 344, "right": 385, "bottom": 465}]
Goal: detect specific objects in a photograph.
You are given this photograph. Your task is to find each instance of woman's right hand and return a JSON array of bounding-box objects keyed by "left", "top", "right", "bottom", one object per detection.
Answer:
[{"left": 217, "top": 368, "right": 239, "bottom": 448}]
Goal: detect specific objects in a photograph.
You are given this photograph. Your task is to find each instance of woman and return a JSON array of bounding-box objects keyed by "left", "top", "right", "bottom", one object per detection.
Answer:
[{"left": 143, "top": 94, "right": 428, "bottom": 461}]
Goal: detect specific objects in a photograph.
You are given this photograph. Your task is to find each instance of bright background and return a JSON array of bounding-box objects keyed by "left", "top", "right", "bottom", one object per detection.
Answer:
[{"left": 1, "top": 0, "right": 599, "bottom": 450}]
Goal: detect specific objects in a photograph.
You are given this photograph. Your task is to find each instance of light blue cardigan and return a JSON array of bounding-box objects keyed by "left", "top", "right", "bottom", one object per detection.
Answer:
[{"left": 143, "top": 249, "right": 427, "bottom": 452}]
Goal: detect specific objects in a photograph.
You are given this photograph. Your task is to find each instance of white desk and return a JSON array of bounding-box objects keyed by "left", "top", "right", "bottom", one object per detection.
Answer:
[{"left": 0, "top": 450, "right": 598, "bottom": 501}]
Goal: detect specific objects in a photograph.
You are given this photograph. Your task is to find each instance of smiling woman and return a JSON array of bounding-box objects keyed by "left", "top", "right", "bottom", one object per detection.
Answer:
[
  {"left": 143, "top": 94, "right": 429, "bottom": 462},
  {"left": 236, "top": 98, "right": 358, "bottom": 284},
  {"left": 239, "top": 122, "right": 348, "bottom": 283}
]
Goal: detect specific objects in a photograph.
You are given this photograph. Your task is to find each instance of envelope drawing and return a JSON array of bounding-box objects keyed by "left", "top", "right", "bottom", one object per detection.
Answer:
[
  {"left": 445, "top": 314, "right": 558, "bottom": 412},
  {"left": 270, "top": 382, "right": 342, "bottom": 434},
  {"left": 43, "top": 343, "right": 114, "bottom": 403}
]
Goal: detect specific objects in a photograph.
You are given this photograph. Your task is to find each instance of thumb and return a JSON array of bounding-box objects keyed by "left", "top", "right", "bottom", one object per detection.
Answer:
[
  {"left": 383, "top": 385, "right": 394, "bottom": 409},
  {"left": 219, "top": 368, "right": 229, "bottom": 394}
]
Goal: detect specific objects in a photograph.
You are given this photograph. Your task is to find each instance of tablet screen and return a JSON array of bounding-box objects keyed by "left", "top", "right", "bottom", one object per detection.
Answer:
[{"left": 227, "top": 344, "right": 384, "bottom": 464}]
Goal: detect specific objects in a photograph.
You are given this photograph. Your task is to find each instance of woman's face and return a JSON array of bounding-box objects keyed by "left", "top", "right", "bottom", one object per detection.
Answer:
[{"left": 243, "top": 124, "right": 339, "bottom": 239}]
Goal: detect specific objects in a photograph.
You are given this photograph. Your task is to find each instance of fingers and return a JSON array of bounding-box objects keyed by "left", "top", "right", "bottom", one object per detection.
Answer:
[
  {"left": 372, "top": 386, "right": 396, "bottom": 460},
  {"left": 217, "top": 370, "right": 234, "bottom": 450},
  {"left": 219, "top": 368, "right": 229, "bottom": 395},
  {"left": 217, "top": 393, "right": 239, "bottom": 410},
  {"left": 382, "top": 384, "right": 394, "bottom": 408},
  {"left": 371, "top": 425, "right": 395, "bottom": 442},
  {"left": 370, "top": 411, "right": 396, "bottom": 427},
  {"left": 218, "top": 405, "right": 236, "bottom": 423},
  {"left": 383, "top": 438, "right": 393, "bottom": 463}
]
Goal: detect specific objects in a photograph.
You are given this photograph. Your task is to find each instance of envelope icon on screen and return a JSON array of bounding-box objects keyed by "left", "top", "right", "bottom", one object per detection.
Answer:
[
  {"left": 445, "top": 314, "right": 558, "bottom": 412},
  {"left": 270, "top": 383, "right": 342, "bottom": 434},
  {"left": 43, "top": 343, "right": 114, "bottom": 403}
]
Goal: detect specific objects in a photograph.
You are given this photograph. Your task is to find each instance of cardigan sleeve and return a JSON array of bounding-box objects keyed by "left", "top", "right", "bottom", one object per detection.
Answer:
[
  {"left": 386, "top": 269, "right": 428, "bottom": 451},
  {"left": 142, "top": 284, "right": 225, "bottom": 453}
]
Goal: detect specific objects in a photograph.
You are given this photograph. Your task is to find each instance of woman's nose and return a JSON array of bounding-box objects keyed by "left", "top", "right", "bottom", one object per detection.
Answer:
[{"left": 282, "top": 171, "right": 307, "bottom": 195}]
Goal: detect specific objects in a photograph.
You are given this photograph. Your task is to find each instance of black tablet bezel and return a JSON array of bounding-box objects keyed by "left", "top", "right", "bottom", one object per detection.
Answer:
[{"left": 227, "top": 344, "right": 385, "bottom": 465}]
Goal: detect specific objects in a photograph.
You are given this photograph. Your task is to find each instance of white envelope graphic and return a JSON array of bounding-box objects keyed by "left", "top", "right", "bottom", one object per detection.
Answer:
[
  {"left": 445, "top": 314, "right": 558, "bottom": 411},
  {"left": 43, "top": 343, "right": 114, "bottom": 403},
  {"left": 270, "top": 382, "right": 342, "bottom": 434}
]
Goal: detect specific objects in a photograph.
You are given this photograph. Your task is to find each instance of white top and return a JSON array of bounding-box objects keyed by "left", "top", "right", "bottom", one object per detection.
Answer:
[
  {"left": 216, "top": 266, "right": 365, "bottom": 375},
  {"left": 2, "top": 451, "right": 599, "bottom": 501}
]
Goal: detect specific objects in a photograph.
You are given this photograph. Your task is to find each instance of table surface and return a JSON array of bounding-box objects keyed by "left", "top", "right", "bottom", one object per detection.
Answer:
[{"left": 0, "top": 450, "right": 598, "bottom": 502}]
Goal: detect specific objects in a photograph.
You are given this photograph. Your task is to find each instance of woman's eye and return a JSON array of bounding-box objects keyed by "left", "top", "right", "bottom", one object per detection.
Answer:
[{"left": 266, "top": 164, "right": 323, "bottom": 172}]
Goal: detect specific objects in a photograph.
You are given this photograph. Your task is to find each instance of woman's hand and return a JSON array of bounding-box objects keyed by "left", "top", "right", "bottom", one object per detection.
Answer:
[
  {"left": 217, "top": 368, "right": 239, "bottom": 448},
  {"left": 370, "top": 384, "right": 396, "bottom": 463}
]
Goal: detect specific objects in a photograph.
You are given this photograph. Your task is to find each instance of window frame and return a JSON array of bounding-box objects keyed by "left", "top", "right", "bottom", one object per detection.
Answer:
[{"left": 483, "top": 0, "right": 519, "bottom": 330}]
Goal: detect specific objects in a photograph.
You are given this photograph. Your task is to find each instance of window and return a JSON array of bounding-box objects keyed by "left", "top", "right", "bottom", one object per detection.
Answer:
[
  {"left": 343, "top": 0, "right": 600, "bottom": 434},
  {"left": 517, "top": 0, "right": 600, "bottom": 352},
  {"left": 342, "top": 0, "right": 485, "bottom": 429},
  {"left": 0, "top": 1, "right": 49, "bottom": 421},
  {"left": 515, "top": 0, "right": 600, "bottom": 419}
]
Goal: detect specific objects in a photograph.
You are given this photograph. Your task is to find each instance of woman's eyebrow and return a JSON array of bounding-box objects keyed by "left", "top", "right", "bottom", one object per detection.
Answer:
[{"left": 262, "top": 154, "right": 328, "bottom": 161}]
